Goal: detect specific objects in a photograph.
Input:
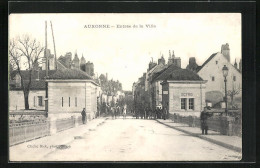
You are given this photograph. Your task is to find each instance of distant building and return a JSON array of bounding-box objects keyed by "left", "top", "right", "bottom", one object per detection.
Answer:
[
  {"left": 80, "top": 54, "right": 86, "bottom": 71},
  {"left": 85, "top": 61, "right": 95, "bottom": 77},
  {"left": 71, "top": 52, "right": 80, "bottom": 69},
  {"left": 58, "top": 52, "right": 72, "bottom": 69},
  {"left": 168, "top": 50, "right": 181, "bottom": 68},
  {"left": 150, "top": 64, "right": 179, "bottom": 109}
]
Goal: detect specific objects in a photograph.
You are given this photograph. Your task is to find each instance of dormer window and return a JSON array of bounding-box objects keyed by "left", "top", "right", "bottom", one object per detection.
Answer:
[{"left": 212, "top": 76, "right": 215, "bottom": 81}]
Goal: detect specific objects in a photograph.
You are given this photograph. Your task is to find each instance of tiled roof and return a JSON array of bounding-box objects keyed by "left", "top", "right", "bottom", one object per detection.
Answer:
[
  {"left": 196, "top": 53, "right": 218, "bottom": 72},
  {"left": 165, "top": 69, "right": 203, "bottom": 81},
  {"left": 154, "top": 64, "right": 203, "bottom": 82},
  {"left": 47, "top": 68, "right": 92, "bottom": 80},
  {"left": 10, "top": 80, "right": 46, "bottom": 90},
  {"left": 10, "top": 70, "right": 56, "bottom": 90},
  {"left": 153, "top": 64, "right": 181, "bottom": 82},
  {"left": 10, "top": 70, "right": 56, "bottom": 80}
]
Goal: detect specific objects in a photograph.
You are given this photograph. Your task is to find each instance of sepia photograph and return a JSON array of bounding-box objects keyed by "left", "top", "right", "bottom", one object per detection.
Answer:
[{"left": 8, "top": 13, "right": 242, "bottom": 161}]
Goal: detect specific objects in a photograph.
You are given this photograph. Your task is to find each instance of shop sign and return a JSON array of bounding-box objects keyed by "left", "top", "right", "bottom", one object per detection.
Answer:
[
  {"left": 163, "top": 91, "right": 168, "bottom": 94},
  {"left": 181, "top": 93, "right": 193, "bottom": 97}
]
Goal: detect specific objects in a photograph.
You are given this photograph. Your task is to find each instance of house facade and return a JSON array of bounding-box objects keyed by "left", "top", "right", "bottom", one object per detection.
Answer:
[
  {"left": 46, "top": 68, "right": 99, "bottom": 120},
  {"left": 197, "top": 52, "right": 242, "bottom": 107},
  {"left": 160, "top": 65, "right": 207, "bottom": 117}
]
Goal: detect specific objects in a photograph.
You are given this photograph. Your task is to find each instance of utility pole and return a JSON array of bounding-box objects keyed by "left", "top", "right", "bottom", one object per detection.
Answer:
[
  {"left": 50, "top": 21, "right": 57, "bottom": 70},
  {"left": 44, "top": 21, "right": 49, "bottom": 116},
  {"left": 45, "top": 21, "right": 48, "bottom": 77}
]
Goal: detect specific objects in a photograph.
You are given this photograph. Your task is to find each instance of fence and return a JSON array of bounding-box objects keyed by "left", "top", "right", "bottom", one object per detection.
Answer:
[
  {"left": 171, "top": 114, "right": 242, "bottom": 136},
  {"left": 9, "top": 121, "right": 50, "bottom": 146},
  {"left": 56, "top": 117, "right": 75, "bottom": 132}
]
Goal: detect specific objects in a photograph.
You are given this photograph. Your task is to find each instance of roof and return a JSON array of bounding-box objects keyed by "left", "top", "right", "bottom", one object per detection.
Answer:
[
  {"left": 10, "top": 70, "right": 56, "bottom": 80},
  {"left": 165, "top": 69, "right": 203, "bottom": 81},
  {"left": 150, "top": 64, "right": 168, "bottom": 82},
  {"left": 10, "top": 80, "right": 46, "bottom": 90},
  {"left": 153, "top": 64, "right": 203, "bottom": 82},
  {"left": 47, "top": 68, "right": 92, "bottom": 80},
  {"left": 196, "top": 52, "right": 241, "bottom": 74},
  {"left": 152, "top": 64, "right": 181, "bottom": 82},
  {"left": 10, "top": 70, "right": 56, "bottom": 90},
  {"left": 196, "top": 53, "right": 218, "bottom": 72}
]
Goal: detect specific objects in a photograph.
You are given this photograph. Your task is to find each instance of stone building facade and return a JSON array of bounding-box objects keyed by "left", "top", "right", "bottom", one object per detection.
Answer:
[{"left": 161, "top": 66, "right": 207, "bottom": 117}]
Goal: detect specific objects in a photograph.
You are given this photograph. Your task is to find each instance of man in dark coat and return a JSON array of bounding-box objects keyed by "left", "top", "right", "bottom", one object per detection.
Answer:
[
  {"left": 81, "top": 108, "right": 86, "bottom": 124},
  {"left": 162, "top": 107, "right": 167, "bottom": 120},
  {"left": 200, "top": 109, "right": 209, "bottom": 135}
]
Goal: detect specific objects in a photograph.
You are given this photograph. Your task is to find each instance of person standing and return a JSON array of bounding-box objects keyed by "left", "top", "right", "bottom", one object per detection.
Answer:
[
  {"left": 123, "top": 105, "right": 127, "bottom": 120},
  {"left": 163, "top": 107, "right": 167, "bottom": 120},
  {"left": 81, "top": 108, "right": 86, "bottom": 124},
  {"left": 200, "top": 108, "right": 209, "bottom": 135}
]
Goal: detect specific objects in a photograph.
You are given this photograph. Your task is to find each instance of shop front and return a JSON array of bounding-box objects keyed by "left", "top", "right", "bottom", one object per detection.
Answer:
[{"left": 162, "top": 81, "right": 207, "bottom": 117}]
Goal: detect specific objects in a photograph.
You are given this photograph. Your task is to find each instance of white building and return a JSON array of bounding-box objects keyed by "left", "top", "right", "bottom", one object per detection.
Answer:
[
  {"left": 46, "top": 68, "right": 99, "bottom": 120},
  {"left": 161, "top": 65, "right": 207, "bottom": 117},
  {"left": 197, "top": 49, "right": 242, "bottom": 107},
  {"left": 9, "top": 70, "right": 56, "bottom": 111}
]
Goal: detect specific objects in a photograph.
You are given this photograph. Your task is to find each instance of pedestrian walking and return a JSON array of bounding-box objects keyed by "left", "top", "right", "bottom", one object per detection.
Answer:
[
  {"left": 123, "top": 105, "right": 127, "bottom": 119},
  {"left": 200, "top": 108, "right": 209, "bottom": 135},
  {"left": 81, "top": 108, "right": 86, "bottom": 124}
]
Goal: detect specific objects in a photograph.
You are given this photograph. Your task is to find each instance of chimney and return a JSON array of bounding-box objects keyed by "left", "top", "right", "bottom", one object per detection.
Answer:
[
  {"left": 234, "top": 59, "right": 238, "bottom": 69},
  {"left": 221, "top": 43, "right": 230, "bottom": 62},
  {"left": 189, "top": 57, "right": 196, "bottom": 65},
  {"left": 174, "top": 57, "right": 181, "bottom": 68}
]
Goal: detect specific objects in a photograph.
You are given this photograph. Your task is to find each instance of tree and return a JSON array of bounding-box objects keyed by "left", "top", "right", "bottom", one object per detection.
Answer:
[
  {"left": 227, "top": 82, "right": 241, "bottom": 108},
  {"left": 9, "top": 35, "right": 44, "bottom": 110}
]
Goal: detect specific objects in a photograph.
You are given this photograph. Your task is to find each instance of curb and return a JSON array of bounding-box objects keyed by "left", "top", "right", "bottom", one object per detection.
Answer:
[{"left": 156, "top": 119, "right": 242, "bottom": 153}]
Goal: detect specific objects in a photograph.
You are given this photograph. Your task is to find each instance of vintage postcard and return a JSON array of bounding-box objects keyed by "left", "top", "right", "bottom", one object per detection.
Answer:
[{"left": 9, "top": 13, "right": 242, "bottom": 161}]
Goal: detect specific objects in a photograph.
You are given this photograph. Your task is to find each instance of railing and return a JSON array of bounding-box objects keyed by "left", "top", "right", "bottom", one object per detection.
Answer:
[
  {"left": 171, "top": 114, "right": 242, "bottom": 136},
  {"left": 9, "top": 121, "right": 50, "bottom": 146},
  {"left": 56, "top": 117, "right": 75, "bottom": 132}
]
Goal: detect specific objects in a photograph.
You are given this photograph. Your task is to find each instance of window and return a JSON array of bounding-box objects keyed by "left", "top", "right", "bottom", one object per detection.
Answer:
[
  {"left": 69, "top": 97, "right": 70, "bottom": 107},
  {"left": 34, "top": 96, "right": 36, "bottom": 107},
  {"left": 216, "top": 61, "right": 218, "bottom": 64},
  {"left": 38, "top": 96, "right": 43, "bottom": 106},
  {"left": 181, "top": 98, "right": 186, "bottom": 110},
  {"left": 75, "top": 97, "right": 77, "bottom": 107},
  {"left": 62, "top": 97, "right": 63, "bottom": 107},
  {"left": 212, "top": 76, "right": 215, "bottom": 81},
  {"left": 189, "top": 98, "right": 194, "bottom": 110},
  {"left": 233, "top": 76, "right": 236, "bottom": 81}
]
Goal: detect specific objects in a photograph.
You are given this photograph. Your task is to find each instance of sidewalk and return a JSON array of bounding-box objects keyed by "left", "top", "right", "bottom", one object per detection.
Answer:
[
  {"left": 156, "top": 119, "right": 242, "bottom": 153},
  {"left": 9, "top": 117, "right": 108, "bottom": 161}
]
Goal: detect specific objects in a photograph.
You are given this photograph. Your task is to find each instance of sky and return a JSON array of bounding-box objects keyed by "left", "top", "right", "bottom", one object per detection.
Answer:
[{"left": 9, "top": 13, "right": 241, "bottom": 91}]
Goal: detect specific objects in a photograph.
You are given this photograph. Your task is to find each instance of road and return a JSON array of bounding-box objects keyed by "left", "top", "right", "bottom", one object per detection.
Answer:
[{"left": 43, "top": 116, "right": 241, "bottom": 161}]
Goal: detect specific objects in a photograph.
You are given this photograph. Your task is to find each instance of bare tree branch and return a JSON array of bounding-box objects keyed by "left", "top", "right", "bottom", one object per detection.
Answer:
[{"left": 9, "top": 35, "right": 44, "bottom": 110}]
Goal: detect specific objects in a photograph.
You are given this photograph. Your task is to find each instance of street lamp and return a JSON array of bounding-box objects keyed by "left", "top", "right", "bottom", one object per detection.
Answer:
[{"left": 222, "top": 65, "right": 229, "bottom": 116}]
